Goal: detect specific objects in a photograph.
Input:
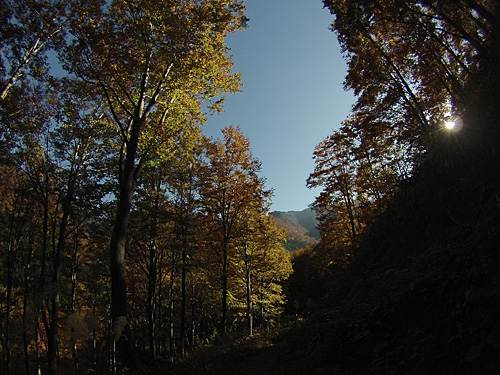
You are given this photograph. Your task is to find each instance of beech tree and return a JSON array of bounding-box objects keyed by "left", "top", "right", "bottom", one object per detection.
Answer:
[
  {"left": 0, "top": 0, "right": 67, "bottom": 102},
  {"left": 21, "top": 82, "right": 106, "bottom": 375},
  {"left": 127, "top": 133, "right": 200, "bottom": 358},
  {"left": 0, "top": 163, "right": 34, "bottom": 375},
  {"left": 307, "top": 118, "right": 407, "bottom": 265},
  {"left": 197, "top": 126, "right": 271, "bottom": 333},
  {"left": 323, "top": 0, "right": 499, "bottom": 142},
  {"left": 127, "top": 162, "right": 173, "bottom": 359},
  {"left": 233, "top": 213, "right": 291, "bottom": 335},
  {"left": 309, "top": 126, "right": 360, "bottom": 243},
  {"left": 164, "top": 142, "right": 201, "bottom": 356},
  {"left": 61, "top": 0, "right": 246, "bottom": 368},
  {"left": 310, "top": 0, "right": 499, "bottom": 266}
]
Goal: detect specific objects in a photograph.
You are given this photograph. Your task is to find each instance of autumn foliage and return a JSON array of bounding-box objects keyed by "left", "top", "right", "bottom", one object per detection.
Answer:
[
  {"left": 0, "top": 1, "right": 292, "bottom": 374},
  {"left": 308, "top": 0, "right": 499, "bottom": 267},
  {"left": 288, "top": 1, "right": 499, "bottom": 374}
]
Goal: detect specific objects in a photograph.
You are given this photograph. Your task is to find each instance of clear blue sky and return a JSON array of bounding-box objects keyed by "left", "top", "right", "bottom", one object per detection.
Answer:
[{"left": 203, "top": 0, "right": 355, "bottom": 212}]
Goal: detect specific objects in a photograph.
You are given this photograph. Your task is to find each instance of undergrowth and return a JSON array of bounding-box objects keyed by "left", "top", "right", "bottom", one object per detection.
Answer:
[
  {"left": 283, "top": 66, "right": 500, "bottom": 374},
  {"left": 170, "top": 328, "right": 285, "bottom": 374}
]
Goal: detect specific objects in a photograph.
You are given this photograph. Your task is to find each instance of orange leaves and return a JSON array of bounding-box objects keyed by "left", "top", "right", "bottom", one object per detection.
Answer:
[
  {"left": 314, "top": 0, "right": 499, "bottom": 267},
  {"left": 308, "top": 113, "right": 406, "bottom": 266},
  {"left": 0, "top": 165, "right": 21, "bottom": 212},
  {"left": 195, "top": 126, "right": 289, "bottom": 327},
  {"left": 325, "top": 0, "right": 495, "bottom": 140}
]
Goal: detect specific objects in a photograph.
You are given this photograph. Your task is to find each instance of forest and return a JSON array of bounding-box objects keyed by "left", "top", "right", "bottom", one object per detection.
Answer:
[{"left": 0, "top": 0, "right": 499, "bottom": 374}]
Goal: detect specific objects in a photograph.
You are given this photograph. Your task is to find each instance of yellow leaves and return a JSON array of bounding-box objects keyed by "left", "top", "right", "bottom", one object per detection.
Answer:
[{"left": 66, "top": 1, "right": 245, "bottom": 164}]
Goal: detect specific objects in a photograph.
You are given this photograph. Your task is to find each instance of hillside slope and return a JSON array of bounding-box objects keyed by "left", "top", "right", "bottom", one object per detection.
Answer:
[
  {"left": 271, "top": 209, "right": 319, "bottom": 251},
  {"left": 284, "top": 66, "right": 500, "bottom": 374}
]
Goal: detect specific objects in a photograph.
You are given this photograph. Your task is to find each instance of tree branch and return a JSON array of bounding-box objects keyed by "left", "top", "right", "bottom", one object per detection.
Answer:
[{"left": 142, "top": 62, "right": 174, "bottom": 120}]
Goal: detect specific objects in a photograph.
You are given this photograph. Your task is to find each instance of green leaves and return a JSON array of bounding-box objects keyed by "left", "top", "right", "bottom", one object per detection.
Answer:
[{"left": 62, "top": 0, "right": 246, "bottom": 185}]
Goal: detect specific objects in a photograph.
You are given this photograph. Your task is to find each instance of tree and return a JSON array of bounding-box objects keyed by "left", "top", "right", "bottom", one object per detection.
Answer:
[
  {"left": 127, "top": 132, "right": 200, "bottom": 358},
  {"left": 0, "top": 162, "right": 33, "bottom": 375},
  {"left": 234, "top": 212, "right": 291, "bottom": 335},
  {"left": 0, "top": 72, "right": 109, "bottom": 374},
  {"left": 308, "top": 126, "right": 361, "bottom": 259},
  {"left": 127, "top": 163, "right": 173, "bottom": 359},
  {"left": 197, "top": 126, "right": 271, "bottom": 333},
  {"left": 323, "top": 0, "right": 499, "bottom": 143},
  {"left": 0, "top": 0, "right": 67, "bottom": 102},
  {"left": 164, "top": 141, "right": 201, "bottom": 357},
  {"left": 307, "top": 117, "right": 405, "bottom": 265},
  {"left": 62, "top": 0, "right": 246, "bottom": 368},
  {"left": 311, "top": 0, "right": 499, "bottom": 266},
  {"left": 17, "top": 81, "right": 106, "bottom": 375}
]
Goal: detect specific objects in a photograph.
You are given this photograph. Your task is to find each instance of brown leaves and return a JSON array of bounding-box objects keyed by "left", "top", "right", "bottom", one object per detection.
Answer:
[{"left": 325, "top": 0, "right": 498, "bottom": 142}]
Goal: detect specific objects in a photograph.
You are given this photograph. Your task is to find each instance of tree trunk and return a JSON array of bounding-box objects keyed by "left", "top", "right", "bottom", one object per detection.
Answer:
[
  {"left": 190, "top": 282, "right": 196, "bottom": 348},
  {"left": 168, "top": 252, "right": 176, "bottom": 356},
  {"left": 71, "top": 242, "right": 79, "bottom": 375},
  {"left": 110, "top": 190, "right": 141, "bottom": 369},
  {"left": 147, "top": 243, "right": 157, "bottom": 359},
  {"left": 110, "top": 121, "right": 143, "bottom": 370},
  {"left": 221, "top": 243, "right": 228, "bottom": 334},
  {"left": 22, "top": 238, "right": 34, "bottom": 375},
  {"left": 35, "top": 316, "right": 41, "bottom": 375},
  {"left": 180, "top": 171, "right": 194, "bottom": 355},
  {"left": 147, "top": 190, "right": 160, "bottom": 359},
  {"left": 4, "top": 238, "right": 14, "bottom": 375},
  {"left": 47, "top": 324, "right": 58, "bottom": 375},
  {"left": 47, "top": 166, "right": 77, "bottom": 375},
  {"left": 180, "top": 236, "right": 187, "bottom": 357},
  {"left": 259, "top": 278, "right": 265, "bottom": 332},
  {"left": 22, "top": 289, "right": 30, "bottom": 375},
  {"left": 157, "top": 261, "right": 164, "bottom": 354},
  {"left": 111, "top": 338, "right": 116, "bottom": 375},
  {"left": 90, "top": 300, "right": 97, "bottom": 375},
  {"left": 245, "top": 260, "right": 253, "bottom": 336},
  {"left": 220, "top": 226, "right": 230, "bottom": 334}
]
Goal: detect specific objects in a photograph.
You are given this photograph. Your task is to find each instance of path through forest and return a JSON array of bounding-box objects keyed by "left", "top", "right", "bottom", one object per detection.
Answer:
[
  {"left": 175, "top": 335, "right": 319, "bottom": 375},
  {"left": 223, "top": 341, "right": 294, "bottom": 375},
  {"left": 206, "top": 339, "right": 318, "bottom": 375}
]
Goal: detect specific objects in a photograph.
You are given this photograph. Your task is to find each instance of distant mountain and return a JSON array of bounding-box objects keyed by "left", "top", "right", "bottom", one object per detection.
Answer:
[{"left": 271, "top": 208, "right": 319, "bottom": 252}]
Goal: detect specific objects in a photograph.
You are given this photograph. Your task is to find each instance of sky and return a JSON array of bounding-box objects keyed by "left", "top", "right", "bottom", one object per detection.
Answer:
[{"left": 203, "top": 0, "right": 355, "bottom": 212}]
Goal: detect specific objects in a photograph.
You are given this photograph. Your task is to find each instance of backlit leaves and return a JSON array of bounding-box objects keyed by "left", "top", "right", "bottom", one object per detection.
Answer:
[
  {"left": 312, "top": 0, "right": 499, "bottom": 265},
  {"left": 325, "top": 0, "right": 499, "bottom": 139}
]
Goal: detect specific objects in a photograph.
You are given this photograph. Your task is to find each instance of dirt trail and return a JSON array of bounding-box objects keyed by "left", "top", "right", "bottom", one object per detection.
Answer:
[{"left": 214, "top": 341, "right": 308, "bottom": 375}]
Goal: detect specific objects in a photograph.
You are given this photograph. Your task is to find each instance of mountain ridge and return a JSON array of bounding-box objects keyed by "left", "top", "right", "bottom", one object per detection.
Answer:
[{"left": 271, "top": 208, "right": 319, "bottom": 252}]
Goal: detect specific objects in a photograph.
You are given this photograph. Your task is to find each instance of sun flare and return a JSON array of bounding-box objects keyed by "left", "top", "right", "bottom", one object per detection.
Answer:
[{"left": 445, "top": 120, "right": 456, "bottom": 129}]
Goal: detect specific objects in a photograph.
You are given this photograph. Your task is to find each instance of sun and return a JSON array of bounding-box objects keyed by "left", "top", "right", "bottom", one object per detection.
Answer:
[{"left": 445, "top": 120, "right": 456, "bottom": 129}]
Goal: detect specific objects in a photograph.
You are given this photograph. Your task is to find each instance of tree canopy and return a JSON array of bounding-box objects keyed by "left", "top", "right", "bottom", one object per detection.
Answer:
[
  {"left": 1, "top": 1, "right": 498, "bottom": 374},
  {"left": 0, "top": 1, "right": 292, "bottom": 374},
  {"left": 308, "top": 0, "right": 499, "bottom": 265}
]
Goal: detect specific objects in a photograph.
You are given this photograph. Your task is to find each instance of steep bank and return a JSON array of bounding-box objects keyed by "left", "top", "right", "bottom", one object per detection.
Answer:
[{"left": 284, "top": 66, "right": 500, "bottom": 374}]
